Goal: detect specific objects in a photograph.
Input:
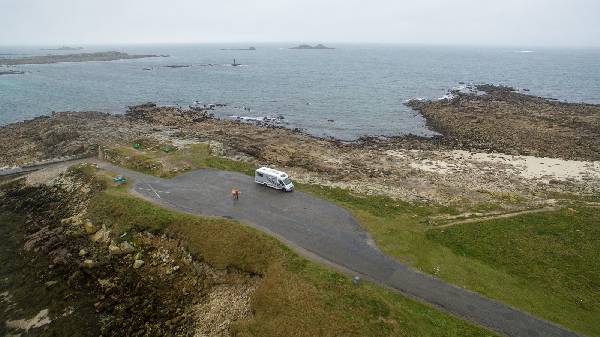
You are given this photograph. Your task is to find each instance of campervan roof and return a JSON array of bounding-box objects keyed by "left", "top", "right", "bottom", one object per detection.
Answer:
[{"left": 256, "top": 167, "right": 288, "bottom": 177}]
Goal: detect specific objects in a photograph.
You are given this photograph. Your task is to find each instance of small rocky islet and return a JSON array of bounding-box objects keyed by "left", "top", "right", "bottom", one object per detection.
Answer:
[
  {"left": 290, "top": 44, "right": 334, "bottom": 49},
  {"left": 0, "top": 69, "right": 25, "bottom": 76}
]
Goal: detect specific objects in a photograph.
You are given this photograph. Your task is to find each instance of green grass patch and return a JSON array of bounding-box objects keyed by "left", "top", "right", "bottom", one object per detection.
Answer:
[
  {"left": 546, "top": 191, "right": 600, "bottom": 204},
  {"left": 84, "top": 170, "right": 494, "bottom": 337},
  {"left": 104, "top": 143, "right": 256, "bottom": 178},
  {"left": 296, "top": 183, "right": 458, "bottom": 218},
  {"left": 170, "top": 143, "right": 256, "bottom": 175},
  {"left": 103, "top": 147, "right": 164, "bottom": 176},
  {"left": 426, "top": 207, "right": 600, "bottom": 335}
]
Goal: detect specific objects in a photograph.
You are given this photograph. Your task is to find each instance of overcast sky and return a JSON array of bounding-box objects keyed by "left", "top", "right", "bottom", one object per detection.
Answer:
[{"left": 1, "top": 0, "right": 599, "bottom": 47}]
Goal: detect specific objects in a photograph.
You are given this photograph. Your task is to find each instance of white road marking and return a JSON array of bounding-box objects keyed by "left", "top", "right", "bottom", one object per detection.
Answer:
[{"left": 145, "top": 182, "right": 161, "bottom": 199}]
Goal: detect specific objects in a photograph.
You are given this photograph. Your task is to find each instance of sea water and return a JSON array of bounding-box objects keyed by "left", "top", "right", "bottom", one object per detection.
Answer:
[{"left": 1, "top": 44, "right": 599, "bottom": 140}]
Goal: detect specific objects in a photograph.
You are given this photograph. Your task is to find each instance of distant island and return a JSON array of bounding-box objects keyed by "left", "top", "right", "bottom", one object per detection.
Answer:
[
  {"left": 220, "top": 46, "right": 256, "bottom": 51},
  {"left": 0, "top": 69, "right": 25, "bottom": 76},
  {"left": 290, "top": 44, "right": 334, "bottom": 50},
  {"left": 41, "top": 46, "right": 83, "bottom": 51},
  {"left": 0, "top": 51, "right": 168, "bottom": 66}
]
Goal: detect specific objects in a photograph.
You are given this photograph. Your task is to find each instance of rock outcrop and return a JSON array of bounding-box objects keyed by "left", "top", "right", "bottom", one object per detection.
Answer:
[
  {"left": 0, "top": 166, "right": 259, "bottom": 336},
  {"left": 290, "top": 44, "right": 335, "bottom": 49},
  {"left": 406, "top": 85, "right": 600, "bottom": 161},
  {"left": 1, "top": 85, "right": 599, "bottom": 206}
]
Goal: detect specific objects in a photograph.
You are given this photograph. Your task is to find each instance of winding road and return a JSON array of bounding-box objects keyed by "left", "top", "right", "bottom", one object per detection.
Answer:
[{"left": 98, "top": 162, "right": 581, "bottom": 337}]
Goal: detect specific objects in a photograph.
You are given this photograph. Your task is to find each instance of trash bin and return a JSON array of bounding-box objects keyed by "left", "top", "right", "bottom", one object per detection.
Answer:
[{"left": 113, "top": 176, "right": 127, "bottom": 184}]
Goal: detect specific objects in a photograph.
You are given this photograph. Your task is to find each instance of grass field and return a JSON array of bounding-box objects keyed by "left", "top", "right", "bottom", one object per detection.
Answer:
[
  {"left": 85, "top": 174, "right": 495, "bottom": 337},
  {"left": 103, "top": 143, "right": 256, "bottom": 177},
  {"left": 300, "top": 184, "right": 600, "bottom": 336},
  {"left": 427, "top": 207, "right": 600, "bottom": 336},
  {"left": 97, "top": 143, "right": 599, "bottom": 335}
]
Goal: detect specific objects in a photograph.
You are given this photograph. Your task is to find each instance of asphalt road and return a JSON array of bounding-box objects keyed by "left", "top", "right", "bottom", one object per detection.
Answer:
[{"left": 99, "top": 163, "right": 582, "bottom": 337}]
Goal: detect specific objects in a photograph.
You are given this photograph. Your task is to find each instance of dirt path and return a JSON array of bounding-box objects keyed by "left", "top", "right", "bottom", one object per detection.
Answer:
[{"left": 435, "top": 207, "right": 561, "bottom": 228}]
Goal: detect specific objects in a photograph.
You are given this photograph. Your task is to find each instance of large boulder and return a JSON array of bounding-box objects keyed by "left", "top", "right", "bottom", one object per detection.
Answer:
[
  {"left": 133, "top": 260, "right": 145, "bottom": 269},
  {"left": 90, "top": 225, "right": 111, "bottom": 244},
  {"left": 84, "top": 221, "right": 98, "bottom": 234},
  {"left": 119, "top": 241, "right": 135, "bottom": 254},
  {"left": 108, "top": 244, "right": 123, "bottom": 255}
]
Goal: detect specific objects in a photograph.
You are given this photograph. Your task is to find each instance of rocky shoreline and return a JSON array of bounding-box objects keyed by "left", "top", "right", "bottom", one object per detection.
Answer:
[
  {"left": 0, "top": 85, "right": 598, "bottom": 206},
  {"left": 406, "top": 85, "right": 600, "bottom": 161},
  {"left": 0, "top": 69, "right": 25, "bottom": 76}
]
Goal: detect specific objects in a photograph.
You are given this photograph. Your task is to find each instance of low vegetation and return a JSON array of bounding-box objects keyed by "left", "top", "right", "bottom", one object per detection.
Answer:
[
  {"left": 303, "top": 186, "right": 599, "bottom": 336},
  {"left": 97, "top": 143, "right": 599, "bottom": 335},
  {"left": 427, "top": 206, "right": 600, "bottom": 336},
  {"left": 102, "top": 142, "right": 256, "bottom": 177},
  {"left": 85, "top": 172, "right": 494, "bottom": 337}
]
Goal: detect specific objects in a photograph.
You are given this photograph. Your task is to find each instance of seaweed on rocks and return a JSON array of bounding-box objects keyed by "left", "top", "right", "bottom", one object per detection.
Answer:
[{"left": 126, "top": 103, "right": 212, "bottom": 125}]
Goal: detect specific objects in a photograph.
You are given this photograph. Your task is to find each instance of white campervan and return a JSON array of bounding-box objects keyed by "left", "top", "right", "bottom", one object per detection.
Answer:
[{"left": 255, "top": 167, "right": 294, "bottom": 192}]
